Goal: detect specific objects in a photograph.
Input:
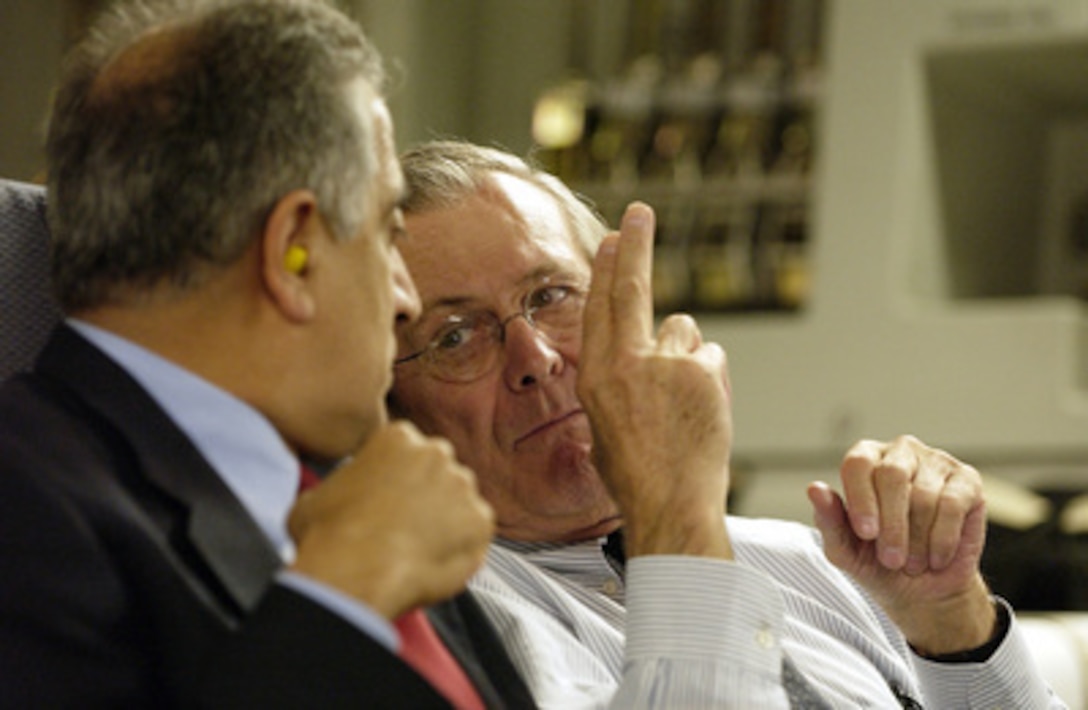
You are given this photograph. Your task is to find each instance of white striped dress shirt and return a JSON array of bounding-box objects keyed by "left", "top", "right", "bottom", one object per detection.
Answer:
[{"left": 469, "top": 516, "right": 1066, "bottom": 709}]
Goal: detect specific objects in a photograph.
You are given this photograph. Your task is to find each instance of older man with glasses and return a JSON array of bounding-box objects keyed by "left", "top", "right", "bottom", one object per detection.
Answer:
[{"left": 388, "top": 139, "right": 1065, "bottom": 709}]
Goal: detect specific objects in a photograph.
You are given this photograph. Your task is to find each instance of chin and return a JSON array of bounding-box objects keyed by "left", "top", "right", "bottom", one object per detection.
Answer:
[
  {"left": 509, "top": 503, "right": 622, "bottom": 544},
  {"left": 575, "top": 514, "right": 623, "bottom": 540},
  {"left": 498, "top": 505, "right": 621, "bottom": 543},
  {"left": 319, "top": 407, "right": 384, "bottom": 461},
  {"left": 547, "top": 429, "right": 593, "bottom": 472},
  {"left": 537, "top": 469, "right": 617, "bottom": 523}
]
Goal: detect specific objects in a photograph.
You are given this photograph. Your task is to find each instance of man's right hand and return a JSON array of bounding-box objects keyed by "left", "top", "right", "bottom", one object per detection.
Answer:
[
  {"left": 287, "top": 421, "right": 494, "bottom": 620},
  {"left": 576, "top": 202, "right": 734, "bottom": 560}
]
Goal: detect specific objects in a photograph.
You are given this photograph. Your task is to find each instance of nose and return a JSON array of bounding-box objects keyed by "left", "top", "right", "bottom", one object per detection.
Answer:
[
  {"left": 391, "top": 246, "right": 421, "bottom": 323},
  {"left": 501, "top": 315, "right": 563, "bottom": 391}
]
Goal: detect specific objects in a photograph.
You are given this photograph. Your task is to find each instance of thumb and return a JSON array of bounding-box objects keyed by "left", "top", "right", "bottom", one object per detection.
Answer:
[{"left": 807, "top": 481, "right": 855, "bottom": 565}]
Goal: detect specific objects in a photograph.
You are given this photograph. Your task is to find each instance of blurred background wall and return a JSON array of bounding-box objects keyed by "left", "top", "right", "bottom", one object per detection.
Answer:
[{"left": 0, "top": 0, "right": 588, "bottom": 181}]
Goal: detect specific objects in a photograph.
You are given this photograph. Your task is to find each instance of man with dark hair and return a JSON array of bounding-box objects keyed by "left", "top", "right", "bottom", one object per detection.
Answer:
[
  {"left": 389, "top": 139, "right": 1065, "bottom": 709},
  {"left": 0, "top": 3, "right": 532, "bottom": 707}
]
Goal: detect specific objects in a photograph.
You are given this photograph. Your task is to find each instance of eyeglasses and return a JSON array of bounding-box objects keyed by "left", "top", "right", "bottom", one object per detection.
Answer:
[{"left": 395, "top": 282, "right": 586, "bottom": 383}]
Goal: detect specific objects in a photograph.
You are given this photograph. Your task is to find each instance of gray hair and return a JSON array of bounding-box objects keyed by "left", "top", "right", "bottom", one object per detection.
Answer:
[
  {"left": 399, "top": 140, "right": 609, "bottom": 262},
  {"left": 46, "top": 0, "right": 386, "bottom": 311}
]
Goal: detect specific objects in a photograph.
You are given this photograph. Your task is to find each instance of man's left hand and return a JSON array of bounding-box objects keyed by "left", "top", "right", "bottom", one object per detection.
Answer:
[{"left": 807, "top": 435, "right": 997, "bottom": 655}]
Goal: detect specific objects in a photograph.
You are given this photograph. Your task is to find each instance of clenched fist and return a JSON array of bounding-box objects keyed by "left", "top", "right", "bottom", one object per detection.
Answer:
[
  {"left": 808, "top": 435, "right": 995, "bottom": 655},
  {"left": 289, "top": 420, "right": 494, "bottom": 619}
]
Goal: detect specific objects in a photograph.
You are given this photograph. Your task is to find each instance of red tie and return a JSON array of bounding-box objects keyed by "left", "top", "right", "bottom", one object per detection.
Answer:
[
  {"left": 394, "top": 609, "right": 486, "bottom": 710},
  {"left": 297, "top": 463, "right": 322, "bottom": 492},
  {"left": 297, "top": 464, "right": 486, "bottom": 710}
]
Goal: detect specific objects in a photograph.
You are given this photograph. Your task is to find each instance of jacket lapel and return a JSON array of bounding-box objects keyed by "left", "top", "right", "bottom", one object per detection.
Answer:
[
  {"left": 37, "top": 326, "right": 282, "bottom": 614},
  {"left": 428, "top": 594, "right": 537, "bottom": 709}
]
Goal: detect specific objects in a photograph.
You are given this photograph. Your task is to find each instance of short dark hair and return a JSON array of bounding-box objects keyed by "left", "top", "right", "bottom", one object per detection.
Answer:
[{"left": 46, "top": 0, "right": 386, "bottom": 310}]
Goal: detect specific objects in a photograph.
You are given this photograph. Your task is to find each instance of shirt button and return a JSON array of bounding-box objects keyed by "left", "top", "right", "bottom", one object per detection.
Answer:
[
  {"left": 602, "top": 579, "right": 619, "bottom": 595},
  {"left": 755, "top": 625, "right": 776, "bottom": 649}
]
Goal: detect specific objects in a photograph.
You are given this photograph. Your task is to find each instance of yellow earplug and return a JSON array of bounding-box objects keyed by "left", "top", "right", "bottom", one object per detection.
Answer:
[{"left": 284, "top": 245, "right": 308, "bottom": 274}]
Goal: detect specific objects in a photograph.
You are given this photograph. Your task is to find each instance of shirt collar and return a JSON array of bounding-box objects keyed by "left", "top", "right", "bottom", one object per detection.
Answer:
[
  {"left": 496, "top": 535, "right": 613, "bottom": 553},
  {"left": 69, "top": 319, "right": 298, "bottom": 560},
  {"left": 495, "top": 535, "right": 625, "bottom": 603}
]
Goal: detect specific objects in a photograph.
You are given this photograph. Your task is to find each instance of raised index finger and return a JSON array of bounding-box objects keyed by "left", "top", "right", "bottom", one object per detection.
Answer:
[{"left": 609, "top": 202, "right": 656, "bottom": 351}]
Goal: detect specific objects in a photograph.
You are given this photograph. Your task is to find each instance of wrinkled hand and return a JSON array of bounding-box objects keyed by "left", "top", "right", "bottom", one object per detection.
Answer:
[
  {"left": 288, "top": 421, "right": 494, "bottom": 620},
  {"left": 576, "top": 202, "right": 733, "bottom": 559},
  {"left": 807, "top": 435, "right": 995, "bottom": 655}
]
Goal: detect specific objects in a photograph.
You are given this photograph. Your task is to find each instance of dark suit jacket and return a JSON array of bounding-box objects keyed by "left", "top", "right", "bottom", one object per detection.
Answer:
[{"left": 0, "top": 325, "right": 535, "bottom": 709}]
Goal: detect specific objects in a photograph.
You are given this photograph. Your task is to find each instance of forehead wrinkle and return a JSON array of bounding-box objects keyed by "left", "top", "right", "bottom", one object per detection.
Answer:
[
  {"left": 476, "top": 174, "right": 538, "bottom": 235},
  {"left": 482, "top": 173, "right": 590, "bottom": 273},
  {"left": 413, "top": 265, "right": 579, "bottom": 333},
  {"left": 405, "top": 164, "right": 590, "bottom": 320},
  {"left": 406, "top": 185, "right": 586, "bottom": 320}
]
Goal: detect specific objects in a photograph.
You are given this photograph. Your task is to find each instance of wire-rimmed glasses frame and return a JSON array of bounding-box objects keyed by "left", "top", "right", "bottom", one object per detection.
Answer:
[{"left": 395, "top": 283, "right": 585, "bottom": 383}]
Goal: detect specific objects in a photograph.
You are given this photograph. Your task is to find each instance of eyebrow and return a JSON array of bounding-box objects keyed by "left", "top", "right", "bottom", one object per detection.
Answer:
[{"left": 420, "top": 263, "right": 582, "bottom": 315}]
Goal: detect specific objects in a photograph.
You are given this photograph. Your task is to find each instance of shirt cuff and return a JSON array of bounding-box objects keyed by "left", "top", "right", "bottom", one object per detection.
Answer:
[
  {"left": 911, "top": 597, "right": 1055, "bottom": 709},
  {"left": 275, "top": 569, "right": 399, "bottom": 651}
]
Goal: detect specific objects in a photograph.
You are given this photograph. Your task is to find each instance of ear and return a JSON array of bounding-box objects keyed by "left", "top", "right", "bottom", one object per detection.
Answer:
[{"left": 262, "top": 189, "right": 321, "bottom": 323}]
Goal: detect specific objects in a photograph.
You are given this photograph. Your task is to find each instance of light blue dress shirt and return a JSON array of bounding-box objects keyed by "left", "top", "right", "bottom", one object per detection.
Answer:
[{"left": 69, "top": 319, "right": 398, "bottom": 651}]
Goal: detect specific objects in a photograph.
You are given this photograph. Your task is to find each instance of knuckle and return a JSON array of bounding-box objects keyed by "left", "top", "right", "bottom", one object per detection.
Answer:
[
  {"left": 661, "top": 312, "right": 695, "bottom": 328},
  {"left": 704, "top": 341, "right": 726, "bottom": 363},
  {"left": 430, "top": 435, "right": 456, "bottom": 458},
  {"left": 936, "top": 487, "right": 970, "bottom": 517},
  {"left": 875, "top": 462, "right": 911, "bottom": 487},
  {"left": 477, "top": 498, "right": 496, "bottom": 527},
  {"left": 611, "top": 277, "right": 649, "bottom": 306},
  {"left": 892, "top": 433, "right": 922, "bottom": 448},
  {"left": 839, "top": 460, "right": 869, "bottom": 487},
  {"left": 659, "top": 312, "right": 699, "bottom": 340},
  {"left": 388, "top": 419, "right": 420, "bottom": 443},
  {"left": 910, "top": 485, "right": 939, "bottom": 509},
  {"left": 882, "top": 519, "right": 908, "bottom": 540},
  {"left": 959, "top": 463, "right": 983, "bottom": 488},
  {"left": 843, "top": 439, "right": 880, "bottom": 464}
]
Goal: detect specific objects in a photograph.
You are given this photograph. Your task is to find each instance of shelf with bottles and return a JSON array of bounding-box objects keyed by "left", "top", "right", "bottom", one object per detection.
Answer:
[
  {"left": 530, "top": 0, "right": 825, "bottom": 315},
  {"left": 578, "top": 181, "right": 811, "bottom": 314}
]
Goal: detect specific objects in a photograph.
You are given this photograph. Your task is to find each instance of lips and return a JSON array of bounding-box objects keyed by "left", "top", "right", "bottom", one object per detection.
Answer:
[{"left": 513, "top": 409, "right": 586, "bottom": 448}]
